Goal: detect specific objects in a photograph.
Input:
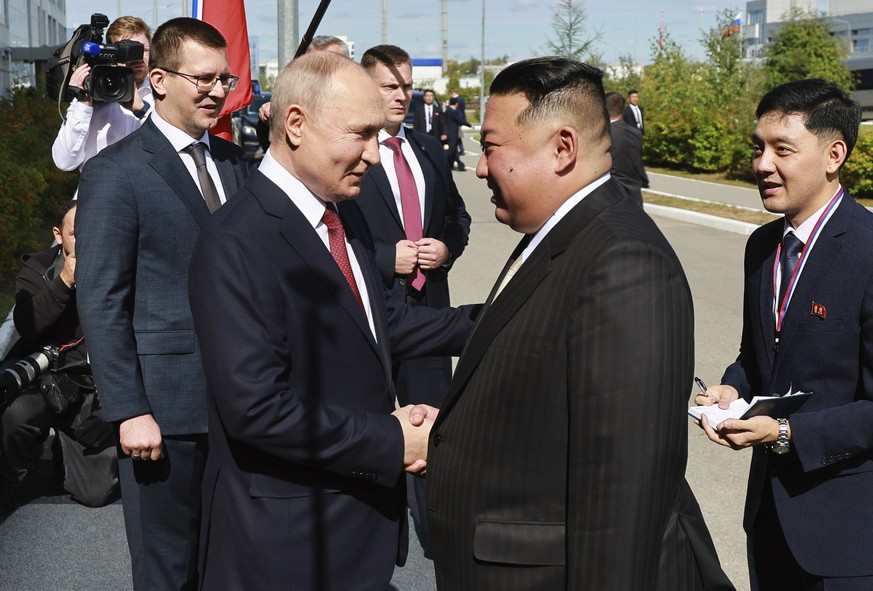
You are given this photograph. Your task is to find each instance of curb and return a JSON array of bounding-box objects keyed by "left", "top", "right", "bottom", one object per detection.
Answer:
[{"left": 643, "top": 203, "right": 759, "bottom": 236}]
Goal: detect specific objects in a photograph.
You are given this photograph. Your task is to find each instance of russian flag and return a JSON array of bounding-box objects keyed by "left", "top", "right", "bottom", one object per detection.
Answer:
[{"left": 192, "top": 0, "right": 253, "bottom": 140}]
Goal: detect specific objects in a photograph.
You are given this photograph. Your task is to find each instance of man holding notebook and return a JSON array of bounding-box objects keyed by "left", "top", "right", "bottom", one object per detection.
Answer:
[{"left": 696, "top": 79, "right": 873, "bottom": 590}]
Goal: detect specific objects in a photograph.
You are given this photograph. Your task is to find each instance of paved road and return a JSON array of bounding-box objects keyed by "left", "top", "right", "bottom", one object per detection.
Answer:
[
  {"left": 649, "top": 171, "right": 763, "bottom": 211},
  {"left": 0, "top": 153, "right": 755, "bottom": 590}
]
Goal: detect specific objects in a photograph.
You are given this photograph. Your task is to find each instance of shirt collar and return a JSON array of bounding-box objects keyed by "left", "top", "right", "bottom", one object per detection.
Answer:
[
  {"left": 150, "top": 108, "right": 212, "bottom": 153},
  {"left": 258, "top": 150, "right": 329, "bottom": 230}
]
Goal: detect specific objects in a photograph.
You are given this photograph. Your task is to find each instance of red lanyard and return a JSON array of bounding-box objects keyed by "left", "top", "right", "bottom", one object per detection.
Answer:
[{"left": 772, "top": 187, "right": 844, "bottom": 336}]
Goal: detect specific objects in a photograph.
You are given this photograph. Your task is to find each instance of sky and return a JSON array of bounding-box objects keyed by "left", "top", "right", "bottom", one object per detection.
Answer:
[{"left": 64, "top": 0, "right": 830, "bottom": 66}]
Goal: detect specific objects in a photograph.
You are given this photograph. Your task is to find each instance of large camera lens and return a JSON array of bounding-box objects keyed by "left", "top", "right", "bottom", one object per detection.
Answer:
[{"left": 89, "top": 65, "right": 136, "bottom": 103}]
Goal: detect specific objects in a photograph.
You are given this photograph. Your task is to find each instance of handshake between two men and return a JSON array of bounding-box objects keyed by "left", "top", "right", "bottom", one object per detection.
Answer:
[{"left": 394, "top": 403, "right": 439, "bottom": 474}]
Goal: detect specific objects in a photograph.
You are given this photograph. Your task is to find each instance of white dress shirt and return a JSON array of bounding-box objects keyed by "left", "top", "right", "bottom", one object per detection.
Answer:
[
  {"left": 150, "top": 109, "right": 229, "bottom": 206},
  {"left": 258, "top": 150, "right": 377, "bottom": 339}
]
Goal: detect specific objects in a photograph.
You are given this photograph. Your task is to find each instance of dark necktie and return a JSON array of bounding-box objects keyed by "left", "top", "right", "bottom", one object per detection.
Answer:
[
  {"left": 383, "top": 136, "right": 426, "bottom": 291},
  {"left": 183, "top": 142, "right": 222, "bottom": 213},
  {"left": 779, "top": 232, "right": 803, "bottom": 304},
  {"left": 322, "top": 206, "right": 365, "bottom": 311}
]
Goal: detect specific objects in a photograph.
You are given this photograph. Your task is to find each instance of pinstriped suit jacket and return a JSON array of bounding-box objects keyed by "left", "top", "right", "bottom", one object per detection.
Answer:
[{"left": 427, "top": 180, "right": 733, "bottom": 590}]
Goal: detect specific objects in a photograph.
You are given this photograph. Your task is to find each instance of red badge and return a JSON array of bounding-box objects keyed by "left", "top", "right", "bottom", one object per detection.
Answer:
[{"left": 810, "top": 301, "right": 827, "bottom": 319}]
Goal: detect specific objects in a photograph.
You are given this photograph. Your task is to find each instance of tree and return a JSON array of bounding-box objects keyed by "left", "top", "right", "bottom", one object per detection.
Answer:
[
  {"left": 764, "top": 8, "right": 852, "bottom": 90},
  {"left": 640, "top": 11, "right": 763, "bottom": 177},
  {"left": 545, "top": 0, "right": 602, "bottom": 62}
]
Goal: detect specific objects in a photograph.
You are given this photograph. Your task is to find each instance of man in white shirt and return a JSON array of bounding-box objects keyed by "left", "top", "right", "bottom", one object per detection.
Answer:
[{"left": 52, "top": 16, "right": 153, "bottom": 172}]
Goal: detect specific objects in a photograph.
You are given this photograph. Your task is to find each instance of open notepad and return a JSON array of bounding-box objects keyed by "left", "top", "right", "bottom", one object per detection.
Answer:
[{"left": 688, "top": 389, "right": 812, "bottom": 425}]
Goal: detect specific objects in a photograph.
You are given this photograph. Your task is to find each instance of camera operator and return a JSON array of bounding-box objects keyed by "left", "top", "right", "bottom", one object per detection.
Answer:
[
  {"left": 51, "top": 16, "right": 153, "bottom": 172},
  {"left": 0, "top": 201, "right": 117, "bottom": 515}
]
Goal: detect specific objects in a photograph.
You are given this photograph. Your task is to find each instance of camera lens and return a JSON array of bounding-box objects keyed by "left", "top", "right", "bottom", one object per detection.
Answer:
[
  {"left": 89, "top": 65, "right": 135, "bottom": 102},
  {"left": 94, "top": 71, "right": 126, "bottom": 99}
]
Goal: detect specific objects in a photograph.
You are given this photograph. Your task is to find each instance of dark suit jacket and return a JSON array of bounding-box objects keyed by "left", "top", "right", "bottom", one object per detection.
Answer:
[
  {"left": 427, "top": 180, "right": 733, "bottom": 590},
  {"left": 356, "top": 130, "right": 470, "bottom": 405},
  {"left": 76, "top": 118, "right": 248, "bottom": 435},
  {"left": 357, "top": 130, "right": 470, "bottom": 308},
  {"left": 188, "top": 168, "right": 476, "bottom": 590},
  {"left": 623, "top": 103, "right": 644, "bottom": 134},
  {"left": 413, "top": 101, "right": 444, "bottom": 140},
  {"left": 722, "top": 194, "right": 873, "bottom": 578},
  {"left": 609, "top": 119, "right": 649, "bottom": 205}
]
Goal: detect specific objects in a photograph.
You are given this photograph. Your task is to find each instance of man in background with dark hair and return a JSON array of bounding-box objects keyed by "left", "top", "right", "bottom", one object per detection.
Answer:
[
  {"left": 0, "top": 200, "right": 117, "bottom": 515},
  {"left": 75, "top": 17, "right": 247, "bottom": 590},
  {"left": 622, "top": 89, "right": 644, "bottom": 135},
  {"left": 414, "top": 89, "right": 446, "bottom": 143},
  {"left": 606, "top": 91, "right": 648, "bottom": 205},
  {"left": 696, "top": 79, "right": 873, "bottom": 589},
  {"left": 52, "top": 16, "right": 153, "bottom": 172},
  {"left": 427, "top": 57, "right": 731, "bottom": 590},
  {"left": 356, "top": 43, "right": 471, "bottom": 556}
]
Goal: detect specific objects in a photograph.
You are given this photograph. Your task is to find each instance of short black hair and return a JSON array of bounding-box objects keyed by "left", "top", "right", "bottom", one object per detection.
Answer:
[
  {"left": 361, "top": 44, "right": 410, "bottom": 71},
  {"left": 756, "top": 78, "right": 862, "bottom": 160},
  {"left": 56, "top": 199, "right": 77, "bottom": 229},
  {"left": 489, "top": 57, "right": 609, "bottom": 141},
  {"left": 605, "top": 92, "right": 625, "bottom": 117}
]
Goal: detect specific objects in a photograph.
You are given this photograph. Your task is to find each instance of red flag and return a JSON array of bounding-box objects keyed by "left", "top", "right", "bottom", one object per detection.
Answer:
[{"left": 193, "top": 0, "right": 253, "bottom": 140}]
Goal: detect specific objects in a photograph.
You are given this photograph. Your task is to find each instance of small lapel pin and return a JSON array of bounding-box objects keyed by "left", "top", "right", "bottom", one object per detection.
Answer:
[{"left": 810, "top": 301, "right": 827, "bottom": 319}]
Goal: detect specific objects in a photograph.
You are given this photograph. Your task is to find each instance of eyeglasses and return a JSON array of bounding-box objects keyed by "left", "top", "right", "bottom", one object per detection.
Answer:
[{"left": 160, "top": 68, "right": 239, "bottom": 93}]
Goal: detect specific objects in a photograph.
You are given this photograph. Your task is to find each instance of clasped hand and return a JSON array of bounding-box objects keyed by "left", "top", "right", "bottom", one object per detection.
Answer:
[
  {"left": 392, "top": 404, "right": 438, "bottom": 474},
  {"left": 395, "top": 239, "right": 450, "bottom": 275},
  {"left": 694, "top": 384, "right": 781, "bottom": 450}
]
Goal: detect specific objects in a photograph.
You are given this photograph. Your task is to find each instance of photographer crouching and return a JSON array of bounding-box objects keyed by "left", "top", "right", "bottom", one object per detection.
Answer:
[{"left": 0, "top": 201, "right": 117, "bottom": 514}]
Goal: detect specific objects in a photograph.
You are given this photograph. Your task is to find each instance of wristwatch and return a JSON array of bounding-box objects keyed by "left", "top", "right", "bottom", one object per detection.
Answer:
[{"left": 771, "top": 418, "right": 790, "bottom": 455}]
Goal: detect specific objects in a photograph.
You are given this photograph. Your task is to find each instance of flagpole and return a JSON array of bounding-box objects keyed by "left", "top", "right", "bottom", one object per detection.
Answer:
[{"left": 295, "top": 0, "right": 333, "bottom": 58}]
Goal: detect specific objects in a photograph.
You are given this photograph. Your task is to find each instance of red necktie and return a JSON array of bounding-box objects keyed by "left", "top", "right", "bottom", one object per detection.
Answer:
[
  {"left": 383, "top": 136, "right": 426, "bottom": 291},
  {"left": 322, "top": 206, "right": 365, "bottom": 311}
]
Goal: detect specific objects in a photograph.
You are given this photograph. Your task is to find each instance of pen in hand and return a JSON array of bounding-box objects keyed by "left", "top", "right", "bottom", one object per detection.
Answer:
[{"left": 694, "top": 376, "right": 708, "bottom": 396}]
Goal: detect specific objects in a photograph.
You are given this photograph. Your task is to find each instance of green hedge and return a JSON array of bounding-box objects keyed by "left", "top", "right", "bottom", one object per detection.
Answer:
[{"left": 0, "top": 88, "right": 78, "bottom": 289}]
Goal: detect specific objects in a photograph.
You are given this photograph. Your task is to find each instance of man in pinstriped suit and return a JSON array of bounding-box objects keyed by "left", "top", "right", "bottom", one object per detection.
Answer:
[{"left": 426, "top": 57, "right": 733, "bottom": 590}]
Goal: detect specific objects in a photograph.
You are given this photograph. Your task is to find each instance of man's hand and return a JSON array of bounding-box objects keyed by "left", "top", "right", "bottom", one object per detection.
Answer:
[
  {"left": 392, "top": 404, "right": 438, "bottom": 474},
  {"left": 693, "top": 383, "right": 739, "bottom": 410},
  {"left": 700, "top": 414, "right": 783, "bottom": 450},
  {"left": 118, "top": 413, "right": 164, "bottom": 461},
  {"left": 258, "top": 101, "right": 272, "bottom": 122},
  {"left": 68, "top": 65, "right": 92, "bottom": 106},
  {"left": 415, "top": 238, "right": 450, "bottom": 270},
  {"left": 395, "top": 240, "right": 419, "bottom": 275},
  {"left": 59, "top": 251, "right": 76, "bottom": 289}
]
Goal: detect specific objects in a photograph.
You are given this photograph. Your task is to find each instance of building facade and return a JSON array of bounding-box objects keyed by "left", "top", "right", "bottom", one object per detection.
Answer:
[{"left": 0, "top": 0, "right": 67, "bottom": 97}]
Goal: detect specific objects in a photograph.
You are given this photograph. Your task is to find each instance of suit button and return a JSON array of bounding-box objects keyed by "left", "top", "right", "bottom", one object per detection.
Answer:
[
  {"left": 433, "top": 433, "right": 442, "bottom": 447},
  {"left": 399, "top": 278, "right": 407, "bottom": 286}
]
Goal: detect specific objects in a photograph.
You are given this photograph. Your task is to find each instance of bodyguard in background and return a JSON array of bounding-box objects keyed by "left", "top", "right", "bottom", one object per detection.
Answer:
[
  {"left": 606, "top": 92, "right": 648, "bottom": 205},
  {"left": 356, "top": 44, "right": 471, "bottom": 556},
  {"left": 75, "top": 18, "right": 247, "bottom": 590},
  {"left": 427, "top": 57, "right": 732, "bottom": 590},
  {"left": 622, "top": 89, "right": 644, "bottom": 135}
]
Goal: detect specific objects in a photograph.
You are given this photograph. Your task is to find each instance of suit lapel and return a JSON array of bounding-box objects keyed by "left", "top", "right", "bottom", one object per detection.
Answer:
[
  {"left": 248, "top": 171, "right": 383, "bottom": 361},
  {"left": 368, "top": 164, "right": 404, "bottom": 230},
  {"left": 141, "top": 119, "right": 211, "bottom": 227},
  {"left": 772, "top": 197, "right": 851, "bottom": 379},
  {"left": 211, "top": 139, "right": 242, "bottom": 199},
  {"left": 441, "top": 183, "right": 622, "bottom": 413}
]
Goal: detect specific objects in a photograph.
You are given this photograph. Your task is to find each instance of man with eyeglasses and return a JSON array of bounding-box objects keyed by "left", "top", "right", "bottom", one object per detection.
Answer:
[{"left": 75, "top": 17, "right": 248, "bottom": 591}]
